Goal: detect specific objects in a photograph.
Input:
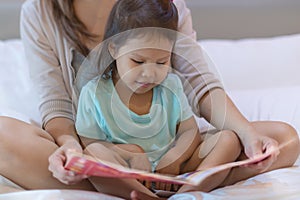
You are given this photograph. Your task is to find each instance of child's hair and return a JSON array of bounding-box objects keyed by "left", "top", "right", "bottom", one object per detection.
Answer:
[
  {"left": 100, "top": 0, "right": 179, "bottom": 79},
  {"left": 104, "top": 0, "right": 178, "bottom": 40}
]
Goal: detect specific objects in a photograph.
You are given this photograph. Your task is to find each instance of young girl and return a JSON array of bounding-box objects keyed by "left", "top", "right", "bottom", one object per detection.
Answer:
[
  {"left": 75, "top": 0, "right": 242, "bottom": 198},
  {"left": 0, "top": 0, "right": 298, "bottom": 199}
]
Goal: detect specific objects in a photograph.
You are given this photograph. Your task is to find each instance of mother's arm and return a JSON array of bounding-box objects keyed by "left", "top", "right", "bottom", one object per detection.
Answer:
[{"left": 173, "top": 0, "right": 279, "bottom": 166}]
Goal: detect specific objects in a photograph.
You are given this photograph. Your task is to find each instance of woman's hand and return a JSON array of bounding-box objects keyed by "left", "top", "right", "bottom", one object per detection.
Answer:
[
  {"left": 240, "top": 127, "right": 280, "bottom": 171},
  {"left": 48, "top": 139, "right": 88, "bottom": 185}
]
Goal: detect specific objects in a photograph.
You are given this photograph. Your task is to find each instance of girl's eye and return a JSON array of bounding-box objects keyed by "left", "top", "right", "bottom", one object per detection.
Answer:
[
  {"left": 131, "top": 59, "right": 144, "bottom": 64},
  {"left": 157, "top": 61, "right": 168, "bottom": 65}
]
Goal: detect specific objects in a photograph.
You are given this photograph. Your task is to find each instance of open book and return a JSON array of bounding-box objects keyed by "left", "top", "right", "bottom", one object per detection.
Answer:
[{"left": 64, "top": 150, "right": 272, "bottom": 186}]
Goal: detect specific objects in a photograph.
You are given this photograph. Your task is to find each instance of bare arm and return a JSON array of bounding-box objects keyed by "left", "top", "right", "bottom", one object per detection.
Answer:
[
  {"left": 199, "top": 88, "right": 252, "bottom": 139},
  {"left": 199, "top": 88, "right": 279, "bottom": 162},
  {"left": 45, "top": 117, "right": 80, "bottom": 146},
  {"left": 156, "top": 117, "right": 201, "bottom": 171}
]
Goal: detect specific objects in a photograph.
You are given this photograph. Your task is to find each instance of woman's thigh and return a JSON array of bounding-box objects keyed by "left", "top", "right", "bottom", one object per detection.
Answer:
[{"left": 0, "top": 116, "right": 93, "bottom": 190}]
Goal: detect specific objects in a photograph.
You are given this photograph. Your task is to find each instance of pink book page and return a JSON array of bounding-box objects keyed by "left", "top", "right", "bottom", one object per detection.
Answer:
[{"left": 65, "top": 150, "right": 273, "bottom": 186}]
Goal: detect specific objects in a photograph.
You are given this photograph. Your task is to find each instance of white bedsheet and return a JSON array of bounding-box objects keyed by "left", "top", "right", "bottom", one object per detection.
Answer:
[{"left": 1, "top": 35, "right": 300, "bottom": 199}]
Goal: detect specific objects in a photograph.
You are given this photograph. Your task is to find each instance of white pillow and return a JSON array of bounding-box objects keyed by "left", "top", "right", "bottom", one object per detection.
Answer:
[
  {"left": 0, "top": 39, "right": 41, "bottom": 125},
  {"left": 200, "top": 34, "right": 300, "bottom": 91}
]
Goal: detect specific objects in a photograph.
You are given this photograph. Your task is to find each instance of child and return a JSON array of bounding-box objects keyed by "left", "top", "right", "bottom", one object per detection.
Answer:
[{"left": 75, "top": 0, "right": 242, "bottom": 198}]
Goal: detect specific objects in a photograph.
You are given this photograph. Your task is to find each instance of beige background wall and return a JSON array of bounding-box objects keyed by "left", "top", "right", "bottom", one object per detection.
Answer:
[
  {"left": 0, "top": 0, "right": 300, "bottom": 40},
  {"left": 185, "top": 0, "right": 300, "bottom": 40}
]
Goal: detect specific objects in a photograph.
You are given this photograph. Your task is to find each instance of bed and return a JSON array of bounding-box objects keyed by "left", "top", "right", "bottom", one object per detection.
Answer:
[{"left": 1, "top": 0, "right": 300, "bottom": 199}]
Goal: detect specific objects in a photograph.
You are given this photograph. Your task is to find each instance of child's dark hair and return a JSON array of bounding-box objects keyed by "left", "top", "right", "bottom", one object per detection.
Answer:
[
  {"left": 104, "top": 0, "right": 178, "bottom": 40},
  {"left": 100, "top": 0, "right": 179, "bottom": 79}
]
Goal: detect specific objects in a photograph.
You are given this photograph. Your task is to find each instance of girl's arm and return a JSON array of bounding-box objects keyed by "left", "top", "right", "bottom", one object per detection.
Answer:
[
  {"left": 155, "top": 117, "right": 201, "bottom": 172},
  {"left": 80, "top": 136, "right": 151, "bottom": 173}
]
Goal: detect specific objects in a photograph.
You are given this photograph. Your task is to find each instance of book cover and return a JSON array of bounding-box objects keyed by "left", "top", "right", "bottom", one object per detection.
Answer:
[{"left": 64, "top": 150, "right": 272, "bottom": 186}]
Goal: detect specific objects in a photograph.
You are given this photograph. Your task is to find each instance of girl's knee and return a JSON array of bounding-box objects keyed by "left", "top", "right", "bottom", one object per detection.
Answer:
[
  {"left": 216, "top": 130, "right": 242, "bottom": 157},
  {"left": 84, "top": 143, "right": 109, "bottom": 155},
  {"left": 218, "top": 130, "right": 241, "bottom": 147}
]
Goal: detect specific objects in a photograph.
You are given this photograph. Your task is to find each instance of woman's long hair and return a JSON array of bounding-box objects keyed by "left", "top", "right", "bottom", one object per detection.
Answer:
[{"left": 49, "top": 0, "right": 96, "bottom": 56}]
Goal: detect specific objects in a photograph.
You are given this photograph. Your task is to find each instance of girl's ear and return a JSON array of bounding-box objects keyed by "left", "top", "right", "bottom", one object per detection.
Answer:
[{"left": 108, "top": 42, "right": 117, "bottom": 59}]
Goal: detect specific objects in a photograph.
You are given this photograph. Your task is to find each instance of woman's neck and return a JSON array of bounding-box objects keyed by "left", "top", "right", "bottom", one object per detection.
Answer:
[{"left": 73, "top": 0, "right": 116, "bottom": 48}]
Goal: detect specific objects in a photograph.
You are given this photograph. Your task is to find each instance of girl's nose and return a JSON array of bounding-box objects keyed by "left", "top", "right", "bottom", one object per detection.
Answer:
[{"left": 141, "top": 65, "right": 155, "bottom": 78}]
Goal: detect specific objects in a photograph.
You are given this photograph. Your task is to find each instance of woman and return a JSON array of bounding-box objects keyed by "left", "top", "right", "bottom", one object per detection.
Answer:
[{"left": 0, "top": 0, "right": 299, "bottom": 199}]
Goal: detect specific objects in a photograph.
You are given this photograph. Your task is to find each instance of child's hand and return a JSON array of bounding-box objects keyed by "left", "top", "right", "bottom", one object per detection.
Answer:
[
  {"left": 112, "top": 143, "right": 151, "bottom": 171},
  {"left": 128, "top": 152, "right": 152, "bottom": 172},
  {"left": 114, "top": 144, "right": 152, "bottom": 189}
]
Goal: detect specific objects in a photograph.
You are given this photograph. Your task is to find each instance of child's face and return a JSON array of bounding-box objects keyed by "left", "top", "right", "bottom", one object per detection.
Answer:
[{"left": 112, "top": 36, "right": 173, "bottom": 94}]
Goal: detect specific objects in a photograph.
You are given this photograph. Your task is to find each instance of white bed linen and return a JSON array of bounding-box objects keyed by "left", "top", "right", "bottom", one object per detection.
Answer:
[
  {"left": 0, "top": 189, "right": 122, "bottom": 200},
  {"left": 0, "top": 35, "right": 300, "bottom": 199},
  {"left": 0, "top": 39, "right": 40, "bottom": 125}
]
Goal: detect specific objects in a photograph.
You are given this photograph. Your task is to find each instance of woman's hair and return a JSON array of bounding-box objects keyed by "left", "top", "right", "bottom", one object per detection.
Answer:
[
  {"left": 101, "top": 0, "right": 179, "bottom": 79},
  {"left": 49, "top": 0, "right": 95, "bottom": 56}
]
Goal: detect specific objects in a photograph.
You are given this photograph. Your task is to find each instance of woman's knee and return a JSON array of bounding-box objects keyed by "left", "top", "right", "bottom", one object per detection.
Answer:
[
  {"left": 277, "top": 122, "right": 300, "bottom": 159},
  {"left": 0, "top": 116, "right": 21, "bottom": 141},
  {"left": 252, "top": 121, "right": 300, "bottom": 166},
  {"left": 0, "top": 116, "right": 55, "bottom": 145},
  {"left": 279, "top": 122, "right": 299, "bottom": 143}
]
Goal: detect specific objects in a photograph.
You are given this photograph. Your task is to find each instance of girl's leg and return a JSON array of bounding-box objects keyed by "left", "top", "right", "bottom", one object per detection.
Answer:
[
  {"left": 178, "top": 130, "right": 242, "bottom": 193},
  {"left": 129, "top": 121, "right": 300, "bottom": 199},
  {"left": 220, "top": 121, "right": 300, "bottom": 186},
  {"left": 129, "top": 130, "right": 241, "bottom": 200},
  {"left": 83, "top": 143, "right": 158, "bottom": 199},
  {"left": 0, "top": 116, "right": 94, "bottom": 190}
]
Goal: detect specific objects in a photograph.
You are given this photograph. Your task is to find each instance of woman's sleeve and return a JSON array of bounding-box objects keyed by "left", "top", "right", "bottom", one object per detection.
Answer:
[
  {"left": 173, "top": 0, "right": 224, "bottom": 116},
  {"left": 20, "top": 1, "right": 73, "bottom": 127}
]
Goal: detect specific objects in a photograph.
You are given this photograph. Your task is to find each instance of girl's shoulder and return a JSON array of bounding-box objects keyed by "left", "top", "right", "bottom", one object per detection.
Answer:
[
  {"left": 162, "top": 73, "right": 182, "bottom": 87},
  {"left": 160, "top": 73, "right": 184, "bottom": 94},
  {"left": 82, "top": 77, "right": 113, "bottom": 95}
]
